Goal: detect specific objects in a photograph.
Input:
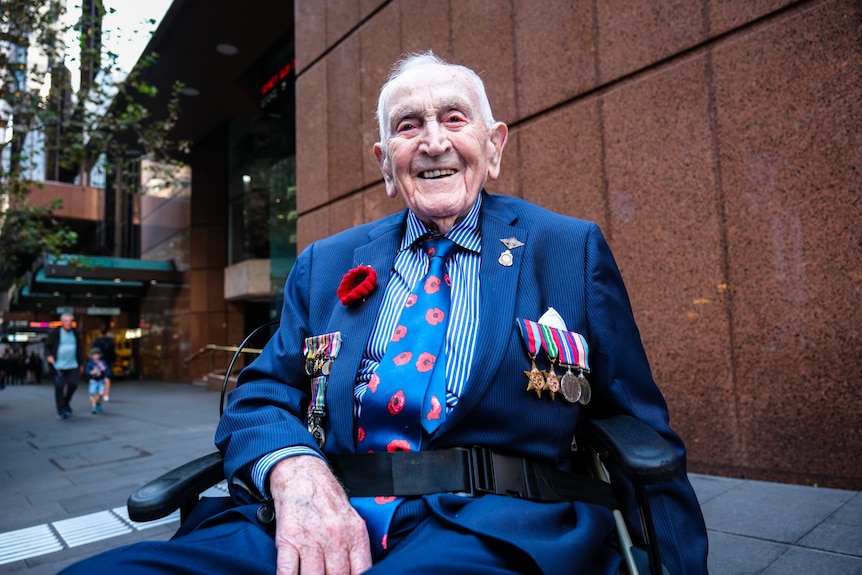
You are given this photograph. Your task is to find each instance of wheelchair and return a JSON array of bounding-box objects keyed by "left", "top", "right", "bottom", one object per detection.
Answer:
[{"left": 128, "top": 323, "right": 676, "bottom": 575}]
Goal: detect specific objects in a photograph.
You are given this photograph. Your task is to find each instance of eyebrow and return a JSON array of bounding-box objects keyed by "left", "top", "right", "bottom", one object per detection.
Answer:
[{"left": 389, "top": 97, "right": 475, "bottom": 127}]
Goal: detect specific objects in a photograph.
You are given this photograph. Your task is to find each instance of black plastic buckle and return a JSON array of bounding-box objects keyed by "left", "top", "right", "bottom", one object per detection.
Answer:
[{"left": 468, "top": 447, "right": 529, "bottom": 498}]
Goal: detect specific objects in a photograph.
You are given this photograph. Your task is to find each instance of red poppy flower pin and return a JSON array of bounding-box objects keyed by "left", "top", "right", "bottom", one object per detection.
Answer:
[{"left": 337, "top": 265, "right": 378, "bottom": 306}]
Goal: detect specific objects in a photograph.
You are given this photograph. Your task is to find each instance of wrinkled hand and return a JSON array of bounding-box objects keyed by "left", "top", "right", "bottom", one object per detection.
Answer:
[{"left": 270, "top": 455, "right": 372, "bottom": 575}]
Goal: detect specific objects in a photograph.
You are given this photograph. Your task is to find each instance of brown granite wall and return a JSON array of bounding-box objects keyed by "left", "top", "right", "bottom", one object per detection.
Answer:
[
  {"left": 175, "top": 125, "right": 245, "bottom": 382},
  {"left": 292, "top": 0, "right": 862, "bottom": 489}
]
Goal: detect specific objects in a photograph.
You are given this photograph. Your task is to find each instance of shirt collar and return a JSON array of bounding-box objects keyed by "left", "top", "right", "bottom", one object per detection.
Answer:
[{"left": 401, "top": 194, "right": 483, "bottom": 254}]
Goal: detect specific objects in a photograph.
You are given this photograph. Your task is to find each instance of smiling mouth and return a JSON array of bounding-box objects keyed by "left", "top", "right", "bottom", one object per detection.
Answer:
[{"left": 419, "top": 169, "right": 456, "bottom": 179}]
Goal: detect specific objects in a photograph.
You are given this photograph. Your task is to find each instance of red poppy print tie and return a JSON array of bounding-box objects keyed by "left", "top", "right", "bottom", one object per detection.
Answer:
[{"left": 353, "top": 234, "right": 457, "bottom": 556}]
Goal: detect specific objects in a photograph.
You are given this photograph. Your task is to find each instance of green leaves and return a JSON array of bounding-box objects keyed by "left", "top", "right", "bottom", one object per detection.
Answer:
[{"left": 0, "top": 1, "right": 186, "bottom": 289}]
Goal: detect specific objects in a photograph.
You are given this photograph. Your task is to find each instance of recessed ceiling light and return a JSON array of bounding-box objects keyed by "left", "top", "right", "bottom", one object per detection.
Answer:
[{"left": 216, "top": 43, "right": 238, "bottom": 56}]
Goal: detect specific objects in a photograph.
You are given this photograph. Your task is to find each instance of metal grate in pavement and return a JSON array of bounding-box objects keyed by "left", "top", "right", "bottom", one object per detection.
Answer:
[
  {"left": 112, "top": 505, "right": 180, "bottom": 530},
  {"left": 0, "top": 491, "right": 224, "bottom": 565},
  {"left": 0, "top": 524, "right": 64, "bottom": 565},
  {"left": 52, "top": 510, "right": 133, "bottom": 548}
]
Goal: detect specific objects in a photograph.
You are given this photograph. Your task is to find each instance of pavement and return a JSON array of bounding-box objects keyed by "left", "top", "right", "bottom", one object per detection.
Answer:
[{"left": 0, "top": 380, "right": 860, "bottom": 574}]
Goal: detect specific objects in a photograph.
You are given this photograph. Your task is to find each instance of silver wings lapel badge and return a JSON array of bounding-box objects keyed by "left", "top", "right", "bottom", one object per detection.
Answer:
[{"left": 498, "top": 237, "right": 525, "bottom": 267}]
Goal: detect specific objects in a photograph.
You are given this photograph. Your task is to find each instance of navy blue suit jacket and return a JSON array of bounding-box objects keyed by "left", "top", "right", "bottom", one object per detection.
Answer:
[{"left": 216, "top": 192, "right": 708, "bottom": 574}]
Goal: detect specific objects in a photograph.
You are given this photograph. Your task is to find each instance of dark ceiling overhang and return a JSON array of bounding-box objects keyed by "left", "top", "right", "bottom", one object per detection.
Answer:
[
  {"left": 44, "top": 254, "right": 184, "bottom": 284},
  {"left": 9, "top": 255, "right": 184, "bottom": 314},
  {"left": 114, "top": 0, "right": 295, "bottom": 154}
]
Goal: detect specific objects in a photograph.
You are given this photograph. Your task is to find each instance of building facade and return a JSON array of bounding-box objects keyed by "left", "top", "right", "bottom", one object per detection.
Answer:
[
  {"left": 287, "top": 0, "right": 862, "bottom": 490},
  {"left": 9, "top": 0, "right": 859, "bottom": 490}
]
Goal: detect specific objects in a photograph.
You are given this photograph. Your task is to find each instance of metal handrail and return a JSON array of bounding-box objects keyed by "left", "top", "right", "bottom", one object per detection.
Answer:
[
  {"left": 183, "top": 343, "right": 264, "bottom": 371},
  {"left": 180, "top": 321, "right": 279, "bottom": 415}
]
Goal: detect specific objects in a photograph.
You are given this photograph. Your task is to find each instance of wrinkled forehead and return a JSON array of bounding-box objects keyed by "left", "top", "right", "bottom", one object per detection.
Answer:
[{"left": 382, "top": 64, "right": 481, "bottom": 121}]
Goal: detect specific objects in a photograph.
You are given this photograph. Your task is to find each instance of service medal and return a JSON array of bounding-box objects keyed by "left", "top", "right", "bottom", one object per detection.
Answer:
[
  {"left": 309, "top": 423, "right": 326, "bottom": 448},
  {"left": 545, "top": 364, "right": 560, "bottom": 400},
  {"left": 561, "top": 367, "right": 582, "bottom": 403},
  {"left": 524, "top": 359, "right": 547, "bottom": 397},
  {"left": 518, "top": 319, "right": 547, "bottom": 398},
  {"left": 577, "top": 375, "right": 592, "bottom": 405},
  {"left": 554, "top": 327, "right": 591, "bottom": 405},
  {"left": 537, "top": 323, "right": 565, "bottom": 401},
  {"left": 305, "top": 358, "right": 316, "bottom": 376},
  {"left": 321, "top": 358, "right": 333, "bottom": 376}
]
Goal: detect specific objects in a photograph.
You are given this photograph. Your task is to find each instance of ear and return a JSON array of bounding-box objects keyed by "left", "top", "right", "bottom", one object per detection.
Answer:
[
  {"left": 485, "top": 122, "right": 508, "bottom": 180},
  {"left": 374, "top": 142, "right": 398, "bottom": 198}
]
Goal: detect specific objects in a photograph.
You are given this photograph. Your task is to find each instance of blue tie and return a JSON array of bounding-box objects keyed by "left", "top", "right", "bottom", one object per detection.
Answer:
[{"left": 353, "top": 234, "right": 458, "bottom": 555}]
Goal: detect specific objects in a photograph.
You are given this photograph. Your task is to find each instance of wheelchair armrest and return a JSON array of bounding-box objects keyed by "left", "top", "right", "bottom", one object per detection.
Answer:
[
  {"left": 579, "top": 415, "right": 679, "bottom": 484},
  {"left": 127, "top": 451, "right": 225, "bottom": 522}
]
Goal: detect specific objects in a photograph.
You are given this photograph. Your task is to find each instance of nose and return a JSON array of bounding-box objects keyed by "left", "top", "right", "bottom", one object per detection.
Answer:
[{"left": 420, "top": 120, "right": 451, "bottom": 156}]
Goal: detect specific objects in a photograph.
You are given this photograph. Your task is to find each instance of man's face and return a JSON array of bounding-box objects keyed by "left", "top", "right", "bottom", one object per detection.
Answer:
[
  {"left": 60, "top": 316, "right": 73, "bottom": 330},
  {"left": 374, "top": 64, "right": 507, "bottom": 232}
]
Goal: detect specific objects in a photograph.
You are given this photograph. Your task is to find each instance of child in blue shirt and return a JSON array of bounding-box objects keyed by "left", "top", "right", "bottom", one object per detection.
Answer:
[{"left": 86, "top": 348, "right": 109, "bottom": 414}]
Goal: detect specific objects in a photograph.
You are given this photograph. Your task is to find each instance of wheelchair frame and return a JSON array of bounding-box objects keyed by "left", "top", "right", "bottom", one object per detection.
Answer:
[{"left": 128, "top": 324, "right": 676, "bottom": 575}]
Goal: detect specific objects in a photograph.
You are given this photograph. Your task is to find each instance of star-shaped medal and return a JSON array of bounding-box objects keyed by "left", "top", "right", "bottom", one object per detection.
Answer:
[{"left": 524, "top": 359, "right": 546, "bottom": 398}]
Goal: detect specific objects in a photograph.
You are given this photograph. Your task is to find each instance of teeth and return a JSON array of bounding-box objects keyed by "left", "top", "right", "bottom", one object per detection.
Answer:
[{"left": 420, "top": 169, "right": 456, "bottom": 179}]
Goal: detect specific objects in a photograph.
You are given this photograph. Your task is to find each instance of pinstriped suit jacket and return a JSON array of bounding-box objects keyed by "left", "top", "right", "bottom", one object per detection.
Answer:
[{"left": 216, "top": 191, "right": 709, "bottom": 574}]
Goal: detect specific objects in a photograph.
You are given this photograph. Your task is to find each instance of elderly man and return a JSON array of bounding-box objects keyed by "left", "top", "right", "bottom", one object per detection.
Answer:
[
  {"left": 63, "top": 52, "right": 707, "bottom": 574},
  {"left": 45, "top": 312, "right": 84, "bottom": 419}
]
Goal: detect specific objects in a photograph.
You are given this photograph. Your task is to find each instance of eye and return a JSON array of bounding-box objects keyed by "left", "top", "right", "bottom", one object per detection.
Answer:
[
  {"left": 443, "top": 111, "right": 468, "bottom": 127},
  {"left": 395, "top": 119, "right": 418, "bottom": 133}
]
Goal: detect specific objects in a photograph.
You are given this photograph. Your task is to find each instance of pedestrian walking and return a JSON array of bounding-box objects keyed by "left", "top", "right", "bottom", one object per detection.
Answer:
[
  {"left": 86, "top": 347, "right": 109, "bottom": 414},
  {"left": 45, "top": 312, "right": 84, "bottom": 419},
  {"left": 92, "top": 325, "right": 116, "bottom": 401}
]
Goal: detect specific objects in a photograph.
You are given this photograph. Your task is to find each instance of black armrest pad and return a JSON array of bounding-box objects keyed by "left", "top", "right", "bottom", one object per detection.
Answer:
[
  {"left": 127, "top": 451, "right": 225, "bottom": 522},
  {"left": 580, "top": 415, "right": 680, "bottom": 484}
]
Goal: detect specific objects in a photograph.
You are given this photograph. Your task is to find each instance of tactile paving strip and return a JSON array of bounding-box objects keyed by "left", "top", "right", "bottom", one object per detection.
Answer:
[{"left": 0, "top": 524, "right": 64, "bottom": 565}]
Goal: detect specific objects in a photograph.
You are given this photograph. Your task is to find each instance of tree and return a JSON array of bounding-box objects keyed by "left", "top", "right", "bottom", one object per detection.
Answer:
[{"left": 0, "top": 0, "right": 185, "bottom": 289}]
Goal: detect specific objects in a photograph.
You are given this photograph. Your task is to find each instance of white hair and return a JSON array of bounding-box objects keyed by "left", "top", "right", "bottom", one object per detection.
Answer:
[{"left": 375, "top": 51, "right": 497, "bottom": 147}]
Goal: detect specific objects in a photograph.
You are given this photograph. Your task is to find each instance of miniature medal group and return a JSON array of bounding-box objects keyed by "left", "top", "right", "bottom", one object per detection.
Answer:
[
  {"left": 517, "top": 318, "right": 591, "bottom": 404},
  {"left": 303, "top": 331, "right": 342, "bottom": 448}
]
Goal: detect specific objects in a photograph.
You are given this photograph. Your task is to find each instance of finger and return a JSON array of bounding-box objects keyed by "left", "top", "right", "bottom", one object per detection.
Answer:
[
  {"left": 345, "top": 515, "right": 372, "bottom": 574},
  {"left": 275, "top": 544, "right": 299, "bottom": 575},
  {"left": 349, "top": 546, "right": 373, "bottom": 574}
]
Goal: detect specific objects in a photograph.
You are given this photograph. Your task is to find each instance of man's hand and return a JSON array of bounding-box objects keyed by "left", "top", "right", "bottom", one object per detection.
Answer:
[{"left": 269, "top": 455, "right": 372, "bottom": 575}]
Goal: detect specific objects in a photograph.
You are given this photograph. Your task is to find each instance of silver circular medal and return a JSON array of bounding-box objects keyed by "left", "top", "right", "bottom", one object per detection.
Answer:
[
  {"left": 498, "top": 250, "right": 513, "bottom": 267},
  {"left": 321, "top": 358, "right": 333, "bottom": 376},
  {"left": 305, "top": 358, "right": 316, "bottom": 376},
  {"left": 310, "top": 424, "right": 326, "bottom": 448},
  {"left": 577, "top": 377, "right": 592, "bottom": 405},
  {"left": 560, "top": 372, "right": 582, "bottom": 403}
]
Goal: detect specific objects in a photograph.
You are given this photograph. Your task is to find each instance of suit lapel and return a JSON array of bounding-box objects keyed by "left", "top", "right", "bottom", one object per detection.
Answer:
[
  {"left": 442, "top": 194, "right": 528, "bottom": 430},
  {"left": 324, "top": 216, "right": 404, "bottom": 454}
]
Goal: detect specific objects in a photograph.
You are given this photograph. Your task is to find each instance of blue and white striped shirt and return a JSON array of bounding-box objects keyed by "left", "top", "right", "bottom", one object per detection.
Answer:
[{"left": 252, "top": 197, "right": 484, "bottom": 496}]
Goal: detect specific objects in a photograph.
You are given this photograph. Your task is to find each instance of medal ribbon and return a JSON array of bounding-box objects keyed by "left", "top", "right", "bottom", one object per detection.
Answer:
[
  {"left": 303, "top": 332, "right": 344, "bottom": 372},
  {"left": 538, "top": 323, "right": 560, "bottom": 364},
  {"left": 517, "top": 319, "right": 543, "bottom": 357},
  {"left": 309, "top": 376, "right": 326, "bottom": 412},
  {"left": 303, "top": 332, "right": 342, "bottom": 448},
  {"left": 557, "top": 329, "right": 590, "bottom": 371},
  {"left": 327, "top": 332, "right": 343, "bottom": 359}
]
